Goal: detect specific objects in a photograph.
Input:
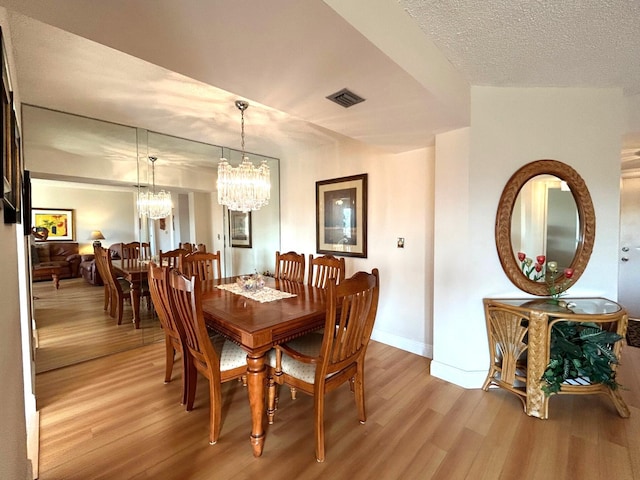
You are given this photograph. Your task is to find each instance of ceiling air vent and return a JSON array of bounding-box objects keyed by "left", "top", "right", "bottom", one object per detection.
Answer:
[{"left": 326, "top": 88, "right": 365, "bottom": 108}]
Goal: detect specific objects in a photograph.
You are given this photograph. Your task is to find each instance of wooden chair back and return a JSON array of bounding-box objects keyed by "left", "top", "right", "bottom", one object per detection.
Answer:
[
  {"left": 179, "top": 242, "right": 195, "bottom": 253},
  {"left": 94, "top": 245, "right": 120, "bottom": 294},
  {"left": 159, "top": 248, "right": 188, "bottom": 269},
  {"left": 268, "top": 268, "right": 380, "bottom": 461},
  {"left": 180, "top": 251, "right": 222, "bottom": 281},
  {"left": 93, "top": 245, "right": 113, "bottom": 312},
  {"left": 148, "top": 262, "right": 189, "bottom": 403},
  {"left": 122, "top": 241, "right": 151, "bottom": 260},
  {"left": 275, "top": 251, "right": 305, "bottom": 283},
  {"left": 94, "top": 245, "right": 131, "bottom": 324},
  {"left": 167, "top": 269, "right": 247, "bottom": 444},
  {"left": 321, "top": 269, "right": 380, "bottom": 377},
  {"left": 307, "top": 254, "right": 346, "bottom": 288},
  {"left": 148, "top": 262, "right": 186, "bottom": 348}
]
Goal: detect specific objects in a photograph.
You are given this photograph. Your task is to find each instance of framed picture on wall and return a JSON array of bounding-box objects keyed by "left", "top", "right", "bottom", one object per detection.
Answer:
[
  {"left": 32, "top": 208, "right": 75, "bottom": 241},
  {"left": 316, "top": 173, "right": 367, "bottom": 258},
  {"left": 229, "top": 210, "right": 252, "bottom": 248}
]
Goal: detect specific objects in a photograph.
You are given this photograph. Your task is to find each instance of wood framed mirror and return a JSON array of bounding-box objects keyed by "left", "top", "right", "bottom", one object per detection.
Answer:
[{"left": 495, "top": 159, "right": 595, "bottom": 296}]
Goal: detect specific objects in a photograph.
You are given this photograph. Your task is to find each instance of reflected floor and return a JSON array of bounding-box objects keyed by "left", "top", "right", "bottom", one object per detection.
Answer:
[{"left": 33, "top": 278, "right": 162, "bottom": 373}]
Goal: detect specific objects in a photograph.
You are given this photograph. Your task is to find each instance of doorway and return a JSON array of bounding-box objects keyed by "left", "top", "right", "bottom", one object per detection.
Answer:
[{"left": 618, "top": 175, "right": 640, "bottom": 320}]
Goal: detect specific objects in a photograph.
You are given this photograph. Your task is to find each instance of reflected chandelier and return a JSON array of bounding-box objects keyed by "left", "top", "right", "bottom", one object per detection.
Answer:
[
  {"left": 137, "top": 156, "right": 172, "bottom": 219},
  {"left": 217, "top": 100, "right": 270, "bottom": 212}
]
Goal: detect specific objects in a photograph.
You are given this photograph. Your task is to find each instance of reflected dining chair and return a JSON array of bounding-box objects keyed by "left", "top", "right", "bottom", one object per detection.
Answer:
[
  {"left": 93, "top": 245, "right": 113, "bottom": 314},
  {"left": 307, "top": 254, "right": 346, "bottom": 288},
  {"left": 275, "top": 251, "right": 305, "bottom": 283},
  {"left": 167, "top": 269, "right": 248, "bottom": 444},
  {"left": 267, "top": 269, "right": 380, "bottom": 462},
  {"left": 148, "top": 262, "right": 189, "bottom": 404},
  {"left": 159, "top": 248, "right": 188, "bottom": 269},
  {"left": 122, "top": 241, "right": 151, "bottom": 260},
  {"left": 180, "top": 251, "right": 222, "bottom": 281},
  {"left": 94, "top": 245, "right": 133, "bottom": 325}
]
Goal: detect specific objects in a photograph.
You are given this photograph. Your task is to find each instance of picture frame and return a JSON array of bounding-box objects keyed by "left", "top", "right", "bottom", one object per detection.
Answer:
[
  {"left": 32, "top": 208, "right": 75, "bottom": 241},
  {"left": 316, "top": 173, "right": 367, "bottom": 258},
  {"left": 0, "top": 26, "right": 19, "bottom": 224},
  {"left": 229, "top": 210, "right": 252, "bottom": 248}
]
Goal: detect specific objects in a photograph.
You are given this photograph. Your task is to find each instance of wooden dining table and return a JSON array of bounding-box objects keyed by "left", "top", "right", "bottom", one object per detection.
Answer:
[
  {"left": 200, "top": 276, "right": 327, "bottom": 457},
  {"left": 112, "top": 259, "right": 149, "bottom": 329}
]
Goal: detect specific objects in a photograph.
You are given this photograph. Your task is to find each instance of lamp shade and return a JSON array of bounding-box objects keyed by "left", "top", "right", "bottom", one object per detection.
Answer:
[{"left": 90, "top": 230, "right": 105, "bottom": 240}]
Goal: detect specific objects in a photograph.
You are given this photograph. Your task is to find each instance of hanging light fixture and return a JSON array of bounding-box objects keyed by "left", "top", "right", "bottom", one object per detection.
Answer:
[
  {"left": 217, "top": 100, "right": 270, "bottom": 212},
  {"left": 137, "top": 156, "right": 172, "bottom": 219}
]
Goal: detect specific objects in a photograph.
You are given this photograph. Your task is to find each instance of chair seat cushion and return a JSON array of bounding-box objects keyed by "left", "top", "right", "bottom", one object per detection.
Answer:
[
  {"left": 267, "top": 333, "right": 324, "bottom": 383},
  {"left": 210, "top": 335, "right": 247, "bottom": 371}
]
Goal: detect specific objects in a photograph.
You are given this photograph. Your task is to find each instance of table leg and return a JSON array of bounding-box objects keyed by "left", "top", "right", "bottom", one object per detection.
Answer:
[
  {"left": 246, "top": 353, "right": 267, "bottom": 457},
  {"left": 526, "top": 310, "right": 549, "bottom": 419},
  {"left": 129, "top": 282, "right": 141, "bottom": 329},
  {"left": 51, "top": 272, "right": 60, "bottom": 290}
]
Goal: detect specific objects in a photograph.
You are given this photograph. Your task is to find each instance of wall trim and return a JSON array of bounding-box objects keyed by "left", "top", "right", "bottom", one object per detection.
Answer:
[
  {"left": 371, "top": 328, "right": 432, "bottom": 359},
  {"left": 430, "top": 360, "right": 488, "bottom": 389}
]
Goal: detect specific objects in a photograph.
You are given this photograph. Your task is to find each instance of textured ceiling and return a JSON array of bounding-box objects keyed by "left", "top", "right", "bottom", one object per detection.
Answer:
[{"left": 401, "top": 0, "right": 640, "bottom": 94}]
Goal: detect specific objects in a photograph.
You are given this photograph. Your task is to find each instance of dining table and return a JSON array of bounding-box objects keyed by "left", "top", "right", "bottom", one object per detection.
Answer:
[
  {"left": 200, "top": 276, "right": 327, "bottom": 457},
  {"left": 111, "top": 259, "right": 149, "bottom": 329}
]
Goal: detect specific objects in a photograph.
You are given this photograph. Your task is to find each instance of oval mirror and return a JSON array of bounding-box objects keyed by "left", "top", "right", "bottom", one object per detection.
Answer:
[{"left": 495, "top": 159, "right": 595, "bottom": 296}]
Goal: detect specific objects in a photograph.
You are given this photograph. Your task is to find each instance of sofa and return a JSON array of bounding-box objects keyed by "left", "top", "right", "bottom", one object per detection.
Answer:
[
  {"left": 31, "top": 242, "right": 82, "bottom": 282},
  {"left": 79, "top": 254, "right": 104, "bottom": 285},
  {"left": 78, "top": 243, "right": 126, "bottom": 286}
]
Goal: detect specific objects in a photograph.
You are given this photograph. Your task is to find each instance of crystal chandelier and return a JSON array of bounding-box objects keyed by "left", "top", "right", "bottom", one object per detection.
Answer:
[
  {"left": 137, "top": 156, "right": 172, "bottom": 219},
  {"left": 217, "top": 100, "right": 270, "bottom": 212}
]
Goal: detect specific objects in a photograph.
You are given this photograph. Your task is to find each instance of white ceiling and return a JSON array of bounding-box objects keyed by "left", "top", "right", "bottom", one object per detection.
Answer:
[{"left": 1, "top": 0, "right": 639, "bottom": 167}]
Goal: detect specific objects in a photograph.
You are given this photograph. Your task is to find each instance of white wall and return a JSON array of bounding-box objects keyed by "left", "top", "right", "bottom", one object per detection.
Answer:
[
  {"left": 0, "top": 7, "right": 31, "bottom": 480},
  {"left": 431, "top": 87, "right": 625, "bottom": 387},
  {"left": 31, "top": 180, "right": 138, "bottom": 254},
  {"left": 279, "top": 137, "right": 434, "bottom": 357}
]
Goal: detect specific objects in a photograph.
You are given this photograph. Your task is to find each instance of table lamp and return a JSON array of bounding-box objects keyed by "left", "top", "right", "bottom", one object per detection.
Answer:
[{"left": 91, "top": 230, "right": 105, "bottom": 248}]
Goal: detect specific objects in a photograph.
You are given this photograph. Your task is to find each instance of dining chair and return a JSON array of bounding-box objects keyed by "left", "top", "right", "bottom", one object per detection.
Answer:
[
  {"left": 94, "top": 245, "right": 133, "bottom": 325},
  {"left": 195, "top": 243, "right": 207, "bottom": 253},
  {"left": 167, "top": 269, "right": 248, "bottom": 445},
  {"left": 307, "top": 254, "right": 346, "bottom": 288},
  {"left": 122, "top": 241, "right": 151, "bottom": 260},
  {"left": 159, "top": 248, "right": 188, "bottom": 269},
  {"left": 180, "top": 251, "right": 222, "bottom": 281},
  {"left": 179, "top": 242, "right": 195, "bottom": 253},
  {"left": 267, "top": 268, "right": 380, "bottom": 462},
  {"left": 275, "top": 251, "right": 305, "bottom": 283},
  {"left": 147, "top": 262, "right": 189, "bottom": 405},
  {"left": 93, "top": 245, "right": 113, "bottom": 313}
]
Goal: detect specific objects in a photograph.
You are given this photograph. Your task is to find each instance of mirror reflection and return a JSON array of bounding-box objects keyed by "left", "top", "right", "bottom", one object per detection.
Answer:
[
  {"left": 494, "top": 159, "right": 595, "bottom": 296},
  {"left": 26, "top": 106, "right": 280, "bottom": 372},
  {"left": 511, "top": 175, "right": 579, "bottom": 281}
]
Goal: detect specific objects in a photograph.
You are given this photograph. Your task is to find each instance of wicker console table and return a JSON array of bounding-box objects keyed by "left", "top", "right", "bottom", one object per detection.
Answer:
[{"left": 482, "top": 297, "right": 629, "bottom": 419}]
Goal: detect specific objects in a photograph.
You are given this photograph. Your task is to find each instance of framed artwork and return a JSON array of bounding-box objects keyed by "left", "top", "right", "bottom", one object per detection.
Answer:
[
  {"left": 316, "top": 173, "right": 367, "bottom": 258},
  {"left": 32, "top": 208, "right": 75, "bottom": 241},
  {"left": 229, "top": 210, "right": 252, "bottom": 248}
]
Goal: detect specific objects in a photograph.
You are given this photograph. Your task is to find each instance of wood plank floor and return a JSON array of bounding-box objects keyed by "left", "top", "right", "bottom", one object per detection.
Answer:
[
  {"left": 34, "top": 284, "right": 640, "bottom": 479},
  {"left": 33, "top": 278, "right": 162, "bottom": 373}
]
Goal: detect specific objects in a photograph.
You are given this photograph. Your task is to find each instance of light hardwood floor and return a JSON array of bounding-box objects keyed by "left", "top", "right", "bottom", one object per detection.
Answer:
[
  {"left": 34, "top": 284, "right": 640, "bottom": 479},
  {"left": 33, "top": 278, "right": 162, "bottom": 373}
]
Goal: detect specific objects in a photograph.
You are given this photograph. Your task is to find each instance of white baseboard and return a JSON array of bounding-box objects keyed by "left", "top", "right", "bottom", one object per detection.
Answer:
[
  {"left": 429, "top": 360, "right": 488, "bottom": 389},
  {"left": 27, "top": 410, "right": 39, "bottom": 480},
  {"left": 371, "top": 328, "right": 432, "bottom": 358}
]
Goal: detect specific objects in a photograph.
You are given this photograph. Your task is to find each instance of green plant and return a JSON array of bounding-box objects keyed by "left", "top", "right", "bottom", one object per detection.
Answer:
[{"left": 541, "top": 321, "right": 623, "bottom": 395}]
